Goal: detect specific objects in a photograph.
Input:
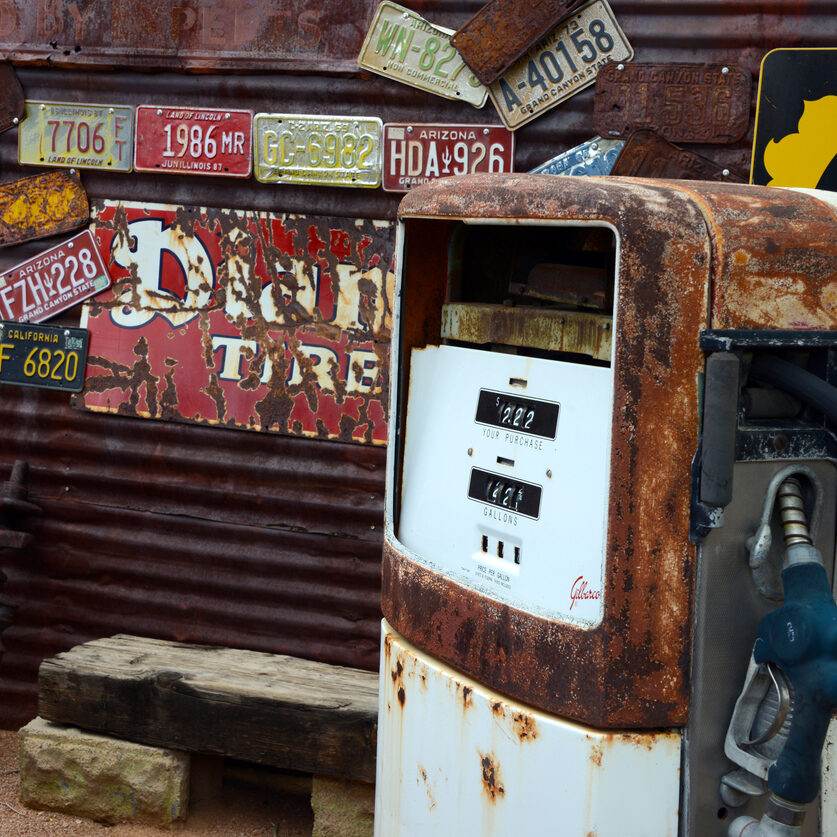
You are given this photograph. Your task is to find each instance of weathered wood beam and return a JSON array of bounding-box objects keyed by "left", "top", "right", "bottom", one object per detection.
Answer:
[{"left": 38, "top": 634, "right": 379, "bottom": 783}]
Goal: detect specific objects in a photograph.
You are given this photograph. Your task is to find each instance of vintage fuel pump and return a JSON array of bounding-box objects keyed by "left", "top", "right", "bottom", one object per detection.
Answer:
[{"left": 374, "top": 174, "right": 837, "bottom": 836}]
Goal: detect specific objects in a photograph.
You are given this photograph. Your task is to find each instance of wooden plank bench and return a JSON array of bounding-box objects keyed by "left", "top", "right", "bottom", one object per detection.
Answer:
[{"left": 37, "top": 634, "right": 379, "bottom": 783}]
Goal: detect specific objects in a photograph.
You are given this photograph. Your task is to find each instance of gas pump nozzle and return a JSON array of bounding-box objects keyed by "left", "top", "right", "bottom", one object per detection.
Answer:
[{"left": 724, "top": 472, "right": 837, "bottom": 836}]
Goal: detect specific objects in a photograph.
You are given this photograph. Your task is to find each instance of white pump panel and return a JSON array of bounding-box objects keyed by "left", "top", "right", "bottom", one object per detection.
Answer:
[{"left": 397, "top": 343, "right": 612, "bottom": 626}]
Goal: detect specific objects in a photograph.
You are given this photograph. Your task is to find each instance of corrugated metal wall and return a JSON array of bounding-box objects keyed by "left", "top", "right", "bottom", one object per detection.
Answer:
[{"left": 0, "top": 0, "right": 833, "bottom": 729}]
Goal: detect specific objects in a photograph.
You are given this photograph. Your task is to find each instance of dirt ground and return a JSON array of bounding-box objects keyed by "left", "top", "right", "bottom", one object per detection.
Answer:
[{"left": 0, "top": 729, "right": 314, "bottom": 837}]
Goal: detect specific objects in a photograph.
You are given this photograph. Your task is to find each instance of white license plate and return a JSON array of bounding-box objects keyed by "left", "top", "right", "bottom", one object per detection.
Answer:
[
  {"left": 254, "top": 114, "right": 383, "bottom": 187},
  {"left": 488, "top": 0, "right": 633, "bottom": 130},
  {"left": 358, "top": 1, "right": 488, "bottom": 109},
  {"left": 18, "top": 101, "right": 134, "bottom": 171}
]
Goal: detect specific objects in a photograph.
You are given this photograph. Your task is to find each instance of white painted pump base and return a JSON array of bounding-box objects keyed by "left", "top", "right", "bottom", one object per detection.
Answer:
[{"left": 374, "top": 621, "right": 682, "bottom": 837}]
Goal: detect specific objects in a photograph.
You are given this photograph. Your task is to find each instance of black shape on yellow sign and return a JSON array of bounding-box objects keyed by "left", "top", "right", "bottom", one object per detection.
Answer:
[{"left": 751, "top": 48, "right": 837, "bottom": 191}]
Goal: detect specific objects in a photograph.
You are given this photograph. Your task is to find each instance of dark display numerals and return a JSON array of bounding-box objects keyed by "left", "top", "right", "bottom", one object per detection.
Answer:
[
  {"left": 468, "top": 468, "right": 541, "bottom": 519},
  {"left": 475, "top": 389, "right": 559, "bottom": 439}
]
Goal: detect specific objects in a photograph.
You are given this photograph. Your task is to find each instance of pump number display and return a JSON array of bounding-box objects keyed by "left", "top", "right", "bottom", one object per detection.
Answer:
[
  {"left": 475, "top": 389, "right": 559, "bottom": 439},
  {"left": 0, "top": 321, "right": 88, "bottom": 391},
  {"left": 487, "top": 0, "right": 633, "bottom": 130},
  {"left": 468, "top": 468, "right": 542, "bottom": 519}
]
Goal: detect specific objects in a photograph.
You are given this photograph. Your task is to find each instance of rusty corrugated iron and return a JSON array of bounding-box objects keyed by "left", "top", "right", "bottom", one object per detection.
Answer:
[
  {"left": 0, "top": 170, "right": 88, "bottom": 248},
  {"left": 0, "top": 63, "right": 24, "bottom": 134},
  {"left": 0, "top": 382, "right": 385, "bottom": 729}
]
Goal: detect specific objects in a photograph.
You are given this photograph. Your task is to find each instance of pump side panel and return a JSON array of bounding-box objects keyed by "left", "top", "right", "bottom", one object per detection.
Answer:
[{"left": 375, "top": 622, "right": 681, "bottom": 837}]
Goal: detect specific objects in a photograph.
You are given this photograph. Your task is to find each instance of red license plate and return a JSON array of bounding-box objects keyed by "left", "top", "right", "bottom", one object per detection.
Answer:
[
  {"left": 382, "top": 123, "right": 514, "bottom": 192},
  {"left": 0, "top": 229, "right": 110, "bottom": 323},
  {"left": 133, "top": 106, "right": 253, "bottom": 177}
]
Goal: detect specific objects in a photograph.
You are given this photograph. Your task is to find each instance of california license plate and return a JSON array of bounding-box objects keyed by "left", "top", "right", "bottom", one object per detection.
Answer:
[
  {"left": 0, "top": 320, "right": 88, "bottom": 392},
  {"left": 18, "top": 101, "right": 134, "bottom": 172},
  {"left": 382, "top": 123, "right": 514, "bottom": 192},
  {"left": 488, "top": 0, "right": 633, "bottom": 130},
  {"left": 254, "top": 114, "right": 383, "bottom": 187},
  {"left": 358, "top": 1, "right": 488, "bottom": 108},
  {"left": 134, "top": 106, "right": 253, "bottom": 177},
  {"left": 0, "top": 230, "right": 110, "bottom": 324}
]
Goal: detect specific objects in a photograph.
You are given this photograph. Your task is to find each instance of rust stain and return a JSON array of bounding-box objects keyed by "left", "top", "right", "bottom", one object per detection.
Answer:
[
  {"left": 479, "top": 752, "right": 505, "bottom": 802},
  {"left": 512, "top": 712, "right": 538, "bottom": 742},
  {"left": 462, "top": 685, "right": 473, "bottom": 709},
  {"left": 590, "top": 743, "right": 603, "bottom": 767}
]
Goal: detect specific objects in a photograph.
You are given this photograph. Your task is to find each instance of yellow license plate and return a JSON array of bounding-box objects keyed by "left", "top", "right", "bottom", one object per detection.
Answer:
[
  {"left": 18, "top": 101, "right": 134, "bottom": 172},
  {"left": 254, "top": 114, "right": 383, "bottom": 187}
]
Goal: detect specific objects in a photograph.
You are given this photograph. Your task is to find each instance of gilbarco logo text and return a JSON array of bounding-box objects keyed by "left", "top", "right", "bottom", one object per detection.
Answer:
[{"left": 570, "top": 576, "right": 602, "bottom": 610}]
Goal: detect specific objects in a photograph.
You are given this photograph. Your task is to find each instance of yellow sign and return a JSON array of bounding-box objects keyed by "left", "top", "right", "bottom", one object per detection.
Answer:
[{"left": 751, "top": 48, "right": 837, "bottom": 191}]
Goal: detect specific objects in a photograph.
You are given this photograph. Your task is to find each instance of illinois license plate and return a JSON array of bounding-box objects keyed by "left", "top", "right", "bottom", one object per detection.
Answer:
[
  {"left": 254, "top": 114, "right": 383, "bottom": 187},
  {"left": 134, "top": 106, "right": 253, "bottom": 177},
  {"left": 0, "top": 230, "right": 110, "bottom": 324},
  {"left": 382, "top": 123, "right": 514, "bottom": 192},
  {"left": 0, "top": 320, "right": 88, "bottom": 392},
  {"left": 358, "top": 1, "right": 488, "bottom": 108},
  {"left": 488, "top": 0, "right": 633, "bottom": 130},
  {"left": 18, "top": 101, "right": 134, "bottom": 172}
]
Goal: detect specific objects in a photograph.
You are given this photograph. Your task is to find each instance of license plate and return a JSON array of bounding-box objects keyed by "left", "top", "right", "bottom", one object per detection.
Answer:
[
  {"left": 451, "top": 0, "right": 586, "bottom": 85},
  {"left": 0, "top": 170, "right": 88, "bottom": 248},
  {"left": 134, "top": 106, "right": 253, "bottom": 177},
  {"left": 529, "top": 136, "right": 624, "bottom": 176},
  {"left": 0, "top": 320, "right": 89, "bottom": 392},
  {"left": 358, "top": 1, "right": 488, "bottom": 109},
  {"left": 382, "top": 123, "right": 514, "bottom": 192},
  {"left": 488, "top": 0, "right": 633, "bottom": 130},
  {"left": 594, "top": 62, "right": 751, "bottom": 143},
  {"left": 610, "top": 129, "right": 745, "bottom": 182},
  {"left": 254, "top": 114, "right": 383, "bottom": 187},
  {"left": 18, "top": 101, "right": 134, "bottom": 172},
  {"left": 0, "top": 230, "right": 110, "bottom": 324}
]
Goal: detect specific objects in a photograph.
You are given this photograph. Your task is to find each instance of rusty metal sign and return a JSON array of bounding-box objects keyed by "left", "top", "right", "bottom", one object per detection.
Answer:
[
  {"left": 0, "top": 320, "right": 88, "bottom": 392},
  {"left": 487, "top": 0, "right": 633, "bottom": 131},
  {"left": 254, "top": 114, "right": 382, "bottom": 188},
  {"left": 76, "top": 201, "right": 394, "bottom": 446},
  {"left": 0, "top": 1, "right": 365, "bottom": 74},
  {"left": 358, "top": 2, "right": 488, "bottom": 109},
  {"left": 0, "top": 170, "right": 88, "bottom": 249},
  {"left": 382, "top": 123, "right": 514, "bottom": 192},
  {"left": 0, "top": 64, "right": 24, "bottom": 134},
  {"left": 594, "top": 62, "right": 751, "bottom": 143},
  {"left": 610, "top": 129, "right": 745, "bottom": 181},
  {"left": 451, "top": 0, "right": 586, "bottom": 86},
  {"left": 529, "top": 135, "right": 623, "bottom": 175},
  {"left": 134, "top": 106, "right": 253, "bottom": 178},
  {"left": 0, "top": 230, "right": 110, "bottom": 324},
  {"left": 18, "top": 102, "right": 134, "bottom": 172}
]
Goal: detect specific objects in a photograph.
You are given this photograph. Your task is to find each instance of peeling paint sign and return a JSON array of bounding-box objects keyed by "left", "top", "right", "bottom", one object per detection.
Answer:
[{"left": 75, "top": 201, "right": 394, "bottom": 445}]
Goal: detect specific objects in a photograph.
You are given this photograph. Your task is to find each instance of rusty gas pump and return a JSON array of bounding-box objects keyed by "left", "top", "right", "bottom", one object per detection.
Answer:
[{"left": 374, "top": 174, "right": 837, "bottom": 836}]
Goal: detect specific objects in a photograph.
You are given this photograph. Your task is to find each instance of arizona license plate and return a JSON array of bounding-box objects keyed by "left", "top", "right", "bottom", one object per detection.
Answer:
[
  {"left": 488, "top": 0, "right": 633, "bottom": 130},
  {"left": 0, "top": 321, "right": 89, "bottom": 392},
  {"left": 254, "top": 114, "right": 383, "bottom": 187},
  {"left": 382, "top": 123, "right": 514, "bottom": 192},
  {"left": 0, "top": 230, "right": 110, "bottom": 324},
  {"left": 134, "top": 106, "right": 253, "bottom": 177},
  {"left": 18, "top": 101, "right": 134, "bottom": 171},
  {"left": 358, "top": 1, "right": 488, "bottom": 108}
]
